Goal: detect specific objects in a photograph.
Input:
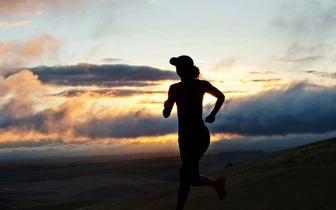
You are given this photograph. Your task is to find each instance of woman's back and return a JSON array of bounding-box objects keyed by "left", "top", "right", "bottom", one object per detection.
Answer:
[{"left": 170, "top": 80, "right": 210, "bottom": 127}]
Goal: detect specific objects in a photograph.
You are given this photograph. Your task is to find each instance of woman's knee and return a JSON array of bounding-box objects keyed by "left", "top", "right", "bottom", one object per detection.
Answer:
[
  {"left": 179, "top": 164, "right": 188, "bottom": 180},
  {"left": 179, "top": 163, "right": 201, "bottom": 186},
  {"left": 189, "top": 176, "right": 202, "bottom": 186}
]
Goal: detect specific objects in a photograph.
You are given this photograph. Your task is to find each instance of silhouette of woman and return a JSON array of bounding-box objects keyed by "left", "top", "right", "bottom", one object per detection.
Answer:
[{"left": 163, "top": 55, "right": 226, "bottom": 210}]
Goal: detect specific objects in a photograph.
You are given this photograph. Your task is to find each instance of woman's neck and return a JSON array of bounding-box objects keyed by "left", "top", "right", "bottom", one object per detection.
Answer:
[{"left": 181, "top": 77, "right": 195, "bottom": 83}]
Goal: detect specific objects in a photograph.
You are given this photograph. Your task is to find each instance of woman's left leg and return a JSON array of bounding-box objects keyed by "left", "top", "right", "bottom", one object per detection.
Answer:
[
  {"left": 181, "top": 143, "right": 215, "bottom": 187},
  {"left": 180, "top": 126, "right": 211, "bottom": 187},
  {"left": 182, "top": 141, "right": 226, "bottom": 200},
  {"left": 176, "top": 126, "right": 222, "bottom": 209}
]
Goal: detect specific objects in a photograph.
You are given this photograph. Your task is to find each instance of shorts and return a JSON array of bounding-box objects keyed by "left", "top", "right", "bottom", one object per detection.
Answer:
[{"left": 178, "top": 124, "right": 210, "bottom": 185}]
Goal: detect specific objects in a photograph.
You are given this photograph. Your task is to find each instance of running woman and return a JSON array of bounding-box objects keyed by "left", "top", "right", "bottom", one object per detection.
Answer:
[{"left": 163, "top": 55, "right": 226, "bottom": 210}]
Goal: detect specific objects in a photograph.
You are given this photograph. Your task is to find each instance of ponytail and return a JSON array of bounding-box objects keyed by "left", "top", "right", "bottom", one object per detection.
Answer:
[
  {"left": 177, "top": 65, "right": 200, "bottom": 79},
  {"left": 192, "top": 66, "right": 200, "bottom": 79}
]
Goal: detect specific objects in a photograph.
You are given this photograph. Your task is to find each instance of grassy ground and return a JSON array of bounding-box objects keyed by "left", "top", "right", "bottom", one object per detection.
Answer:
[
  {"left": 85, "top": 137, "right": 336, "bottom": 210},
  {"left": 0, "top": 149, "right": 263, "bottom": 210}
]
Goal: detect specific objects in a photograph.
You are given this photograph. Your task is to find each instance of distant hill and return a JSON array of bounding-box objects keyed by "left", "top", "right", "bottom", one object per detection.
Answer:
[
  {"left": 0, "top": 149, "right": 264, "bottom": 210},
  {"left": 89, "top": 137, "right": 336, "bottom": 210}
]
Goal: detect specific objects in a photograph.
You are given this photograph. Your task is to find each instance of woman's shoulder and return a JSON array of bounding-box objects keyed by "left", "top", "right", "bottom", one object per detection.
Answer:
[
  {"left": 169, "top": 82, "right": 182, "bottom": 93},
  {"left": 170, "top": 82, "right": 181, "bottom": 88},
  {"left": 197, "top": 79, "right": 210, "bottom": 84},
  {"left": 195, "top": 80, "right": 214, "bottom": 93},
  {"left": 196, "top": 80, "right": 212, "bottom": 87}
]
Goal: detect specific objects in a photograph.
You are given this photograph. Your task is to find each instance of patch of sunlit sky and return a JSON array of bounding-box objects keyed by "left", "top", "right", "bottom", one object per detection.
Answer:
[{"left": 1, "top": 0, "right": 336, "bottom": 157}]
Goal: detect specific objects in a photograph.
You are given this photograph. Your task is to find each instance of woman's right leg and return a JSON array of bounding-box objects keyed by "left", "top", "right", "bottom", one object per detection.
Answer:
[
  {"left": 200, "top": 175, "right": 216, "bottom": 187},
  {"left": 179, "top": 138, "right": 226, "bottom": 200}
]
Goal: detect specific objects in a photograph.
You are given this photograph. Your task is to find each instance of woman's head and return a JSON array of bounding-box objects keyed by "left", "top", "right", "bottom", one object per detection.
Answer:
[{"left": 170, "top": 55, "right": 200, "bottom": 79}]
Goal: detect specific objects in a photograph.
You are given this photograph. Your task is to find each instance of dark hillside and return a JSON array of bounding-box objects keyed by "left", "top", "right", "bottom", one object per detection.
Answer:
[{"left": 92, "top": 137, "right": 336, "bottom": 210}]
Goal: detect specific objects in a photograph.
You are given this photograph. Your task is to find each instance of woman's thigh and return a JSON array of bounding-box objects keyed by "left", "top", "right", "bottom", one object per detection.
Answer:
[{"left": 178, "top": 126, "right": 210, "bottom": 162}]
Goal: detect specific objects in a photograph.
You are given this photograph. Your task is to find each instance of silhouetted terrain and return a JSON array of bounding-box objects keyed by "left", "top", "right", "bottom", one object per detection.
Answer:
[
  {"left": 0, "top": 150, "right": 265, "bottom": 210},
  {"left": 85, "top": 137, "right": 336, "bottom": 210},
  {"left": 2, "top": 137, "right": 335, "bottom": 210}
]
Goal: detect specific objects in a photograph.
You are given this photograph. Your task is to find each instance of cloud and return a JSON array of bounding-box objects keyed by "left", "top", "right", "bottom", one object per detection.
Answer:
[
  {"left": 0, "top": 141, "right": 109, "bottom": 159},
  {"left": 0, "top": 0, "right": 44, "bottom": 18},
  {"left": 54, "top": 89, "right": 165, "bottom": 97},
  {"left": 213, "top": 57, "right": 236, "bottom": 72},
  {"left": 303, "top": 70, "right": 336, "bottom": 79},
  {"left": 1, "top": 95, "right": 87, "bottom": 137},
  {"left": 0, "top": 70, "right": 42, "bottom": 96},
  {"left": 100, "top": 58, "right": 123, "bottom": 63},
  {"left": 249, "top": 71, "right": 276, "bottom": 75},
  {"left": 208, "top": 82, "right": 336, "bottom": 136},
  {"left": 0, "top": 69, "right": 176, "bottom": 140},
  {"left": 240, "top": 78, "right": 283, "bottom": 83},
  {"left": 0, "top": 70, "right": 72, "bottom": 136},
  {"left": 0, "top": 34, "right": 61, "bottom": 68},
  {"left": 0, "top": 20, "right": 33, "bottom": 27},
  {"left": 275, "top": 55, "right": 327, "bottom": 63},
  {"left": 2, "top": 68, "right": 335, "bottom": 159},
  {"left": 73, "top": 110, "right": 177, "bottom": 138},
  {"left": 0, "top": 0, "right": 86, "bottom": 18},
  {"left": 272, "top": 43, "right": 329, "bottom": 66},
  {"left": 210, "top": 132, "right": 336, "bottom": 152},
  {"left": 1, "top": 99, "right": 177, "bottom": 139},
  {"left": 1, "top": 101, "right": 174, "bottom": 143},
  {"left": 17, "top": 63, "right": 178, "bottom": 86},
  {"left": 270, "top": 0, "right": 336, "bottom": 68},
  {"left": 2, "top": 71, "right": 335, "bottom": 142},
  {"left": 271, "top": 1, "right": 336, "bottom": 39},
  {"left": 0, "top": 136, "right": 178, "bottom": 159},
  {"left": 0, "top": 139, "right": 65, "bottom": 149},
  {"left": 223, "top": 90, "right": 249, "bottom": 94}
]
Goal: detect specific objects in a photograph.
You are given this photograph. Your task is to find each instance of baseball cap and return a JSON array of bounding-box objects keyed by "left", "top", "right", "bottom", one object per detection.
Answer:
[{"left": 169, "top": 55, "right": 194, "bottom": 67}]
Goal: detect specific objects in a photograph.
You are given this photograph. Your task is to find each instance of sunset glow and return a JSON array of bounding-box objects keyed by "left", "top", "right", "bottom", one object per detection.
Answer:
[{"left": 1, "top": 0, "right": 336, "bottom": 158}]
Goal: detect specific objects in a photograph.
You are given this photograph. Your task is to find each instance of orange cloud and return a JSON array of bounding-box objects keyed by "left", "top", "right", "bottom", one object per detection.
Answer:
[
  {"left": 0, "top": 34, "right": 61, "bottom": 67},
  {"left": 0, "top": 0, "right": 86, "bottom": 18},
  {"left": 239, "top": 78, "right": 283, "bottom": 83},
  {"left": 0, "top": 70, "right": 170, "bottom": 143},
  {"left": 0, "top": 20, "right": 33, "bottom": 27},
  {"left": 0, "top": 70, "right": 42, "bottom": 97}
]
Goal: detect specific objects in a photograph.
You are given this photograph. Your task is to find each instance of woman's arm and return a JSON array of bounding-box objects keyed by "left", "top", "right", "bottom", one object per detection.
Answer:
[
  {"left": 163, "top": 85, "right": 175, "bottom": 118},
  {"left": 204, "top": 82, "right": 225, "bottom": 123}
]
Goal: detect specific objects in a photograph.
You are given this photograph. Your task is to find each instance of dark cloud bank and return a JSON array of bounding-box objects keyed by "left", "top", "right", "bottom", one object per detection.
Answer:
[
  {"left": 54, "top": 89, "right": 165, "bottom": 97},
  {"left": 1, "top": 81, "right": 335, "bottom": 144},
  {"left": 207, "top": 82, "right": 336, "bottom": 136},
  {"left": 0, "top": 100, "right": 178, "bottom": 140},
  {"left": 25, "top": 64, "right": 178, "bottom": 86},
  {"left": 74, "top": 112, "right": 178, "bottom": 139}
]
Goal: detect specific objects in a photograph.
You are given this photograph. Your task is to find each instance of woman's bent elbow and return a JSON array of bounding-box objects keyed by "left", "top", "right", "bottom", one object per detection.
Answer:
[{"left": 219, "top": 93, "right": 225, "bottom": 102}]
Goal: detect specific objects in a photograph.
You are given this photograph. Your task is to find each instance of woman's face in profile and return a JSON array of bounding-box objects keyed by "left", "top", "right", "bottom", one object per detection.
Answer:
[
  {"left": 176, "top": 66, "right": 183, "bottom": 77},
  {"left": 176, "top": 65, "right": 190, "bottom": 78}
]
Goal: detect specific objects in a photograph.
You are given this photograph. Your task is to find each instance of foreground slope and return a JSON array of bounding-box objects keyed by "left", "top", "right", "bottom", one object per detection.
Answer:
[
  {"left": 90, "top": 137, "right": 336, "bottom": 210},
  {"left": 0, "top": 151, "right": 264, "bottom": 210}
]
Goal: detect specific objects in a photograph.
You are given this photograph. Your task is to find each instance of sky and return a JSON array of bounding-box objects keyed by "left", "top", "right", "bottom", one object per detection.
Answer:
[{"left": 1, "top": 0, "right": 336, "bottom": 159}]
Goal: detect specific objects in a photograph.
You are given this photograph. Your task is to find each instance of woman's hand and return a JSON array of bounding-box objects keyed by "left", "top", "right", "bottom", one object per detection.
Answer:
[
  {"left": 163, "top": 85, "right": 175, "bottom": 118},
  {"left": 205, "top": 114, "right": 215, "bottom": 123},
  {"left": 163, "top": 100, "right": 174, "bottom": 118}
]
